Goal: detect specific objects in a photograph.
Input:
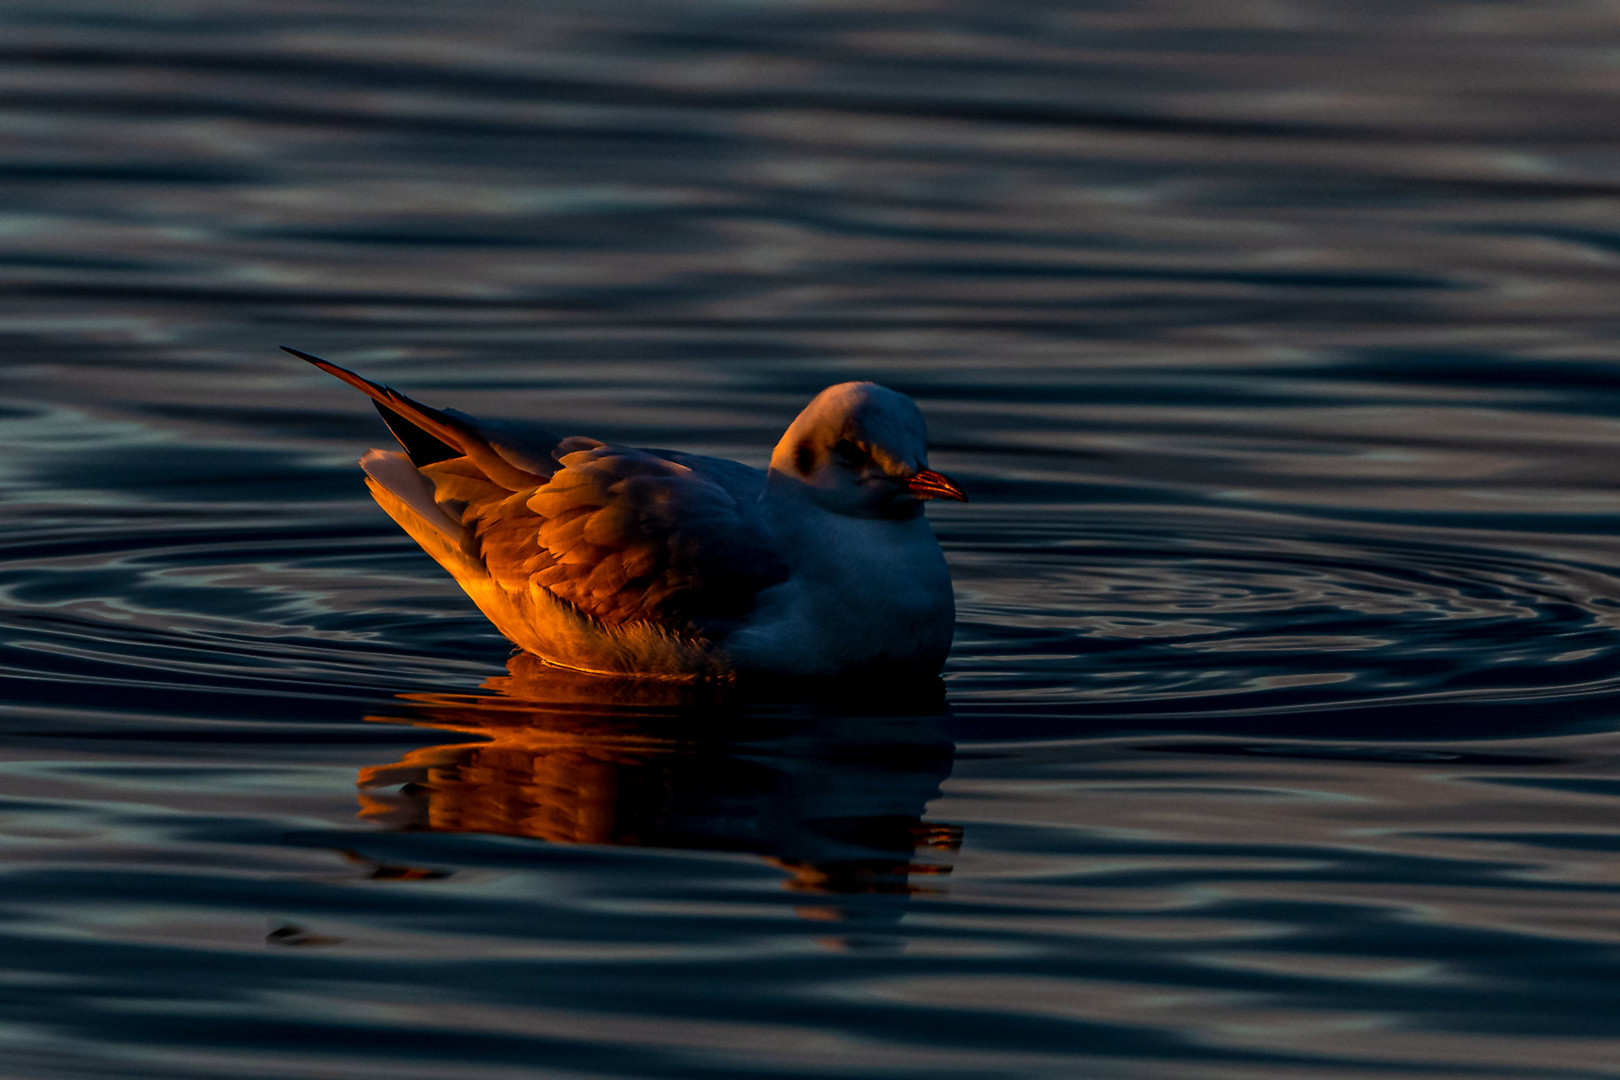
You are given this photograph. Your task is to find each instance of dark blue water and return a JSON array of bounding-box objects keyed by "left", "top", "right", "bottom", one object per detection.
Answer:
[{"left": 8, "top": 2, "right": 1620, "bottom": 1076}]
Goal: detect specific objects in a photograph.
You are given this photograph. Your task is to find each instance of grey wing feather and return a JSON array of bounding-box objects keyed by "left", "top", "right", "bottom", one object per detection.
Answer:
[
  {"left": 653, "top": 450, "right": 768, "bottom": 503},
  {"left": 424, "top": 439, "right": 788, "bottom": 635},
  {"left": 521, "top": 441, "right": 787, "bottom": 631},
  {"left": 440, "top": 408, "right": 564, "bottom": 480}
]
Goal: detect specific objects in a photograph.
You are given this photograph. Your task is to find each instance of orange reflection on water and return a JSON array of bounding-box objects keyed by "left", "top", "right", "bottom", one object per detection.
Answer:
[{"left": 357, "top": 655, "right": 960, "bottom": 900}]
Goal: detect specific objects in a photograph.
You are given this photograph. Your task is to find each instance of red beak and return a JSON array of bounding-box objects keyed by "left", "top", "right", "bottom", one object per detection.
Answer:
[{"left": 907, "top": 469, "right": 967, "bottom": 502}]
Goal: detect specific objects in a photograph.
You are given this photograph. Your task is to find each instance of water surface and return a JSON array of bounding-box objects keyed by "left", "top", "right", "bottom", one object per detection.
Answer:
[{"left": 7, "top": 2, "right": 1620, "bottom": 1077}]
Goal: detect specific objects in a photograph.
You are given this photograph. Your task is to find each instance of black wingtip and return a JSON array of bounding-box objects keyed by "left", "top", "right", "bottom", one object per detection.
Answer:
[
  {"left": 283, "top": 345, "right": 395, "bottom": 399},
  {"left": 287, "top": 345, "right": 467, "bottom": 468},
  {"left": 282, "top": 346, "right": 360, "bottom": 383},
  {"left": 373, "top": 400, "right": 462, "bottom": 467},
  {"left": 281, "top": 345, "right": 324, "bottom": 364}
]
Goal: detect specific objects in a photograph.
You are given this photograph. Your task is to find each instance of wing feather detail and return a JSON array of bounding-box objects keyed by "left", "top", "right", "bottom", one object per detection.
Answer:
[
  {"left": 300, "top": 347, "right": 787, "bottom": 660},
  {"left": 413, "top": 434, "right": 786, "bottom": 636}
]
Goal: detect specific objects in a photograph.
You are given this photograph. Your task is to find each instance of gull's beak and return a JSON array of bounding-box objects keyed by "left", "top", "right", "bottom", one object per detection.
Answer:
[{"left": 907, "top": 468, "right": 968, "bottom": 502}]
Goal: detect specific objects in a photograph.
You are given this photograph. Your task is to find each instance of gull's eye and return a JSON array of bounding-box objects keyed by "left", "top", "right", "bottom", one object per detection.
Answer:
[{"left": 832, "top": 439, "right": 869, "bottom": 467}]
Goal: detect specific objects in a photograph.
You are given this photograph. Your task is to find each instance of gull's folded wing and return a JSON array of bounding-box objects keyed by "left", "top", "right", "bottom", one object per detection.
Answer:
[
  {"left": 428, "top": 438, "right": 789, "bottom": 632},
  {"left": 294, "top": 348, "right": 788, "bottom": 637}
]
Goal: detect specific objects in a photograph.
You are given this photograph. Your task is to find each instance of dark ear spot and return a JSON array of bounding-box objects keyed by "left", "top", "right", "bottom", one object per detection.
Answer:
[{"left": 794, "top": 441, "right": 815, "bottom": 475}]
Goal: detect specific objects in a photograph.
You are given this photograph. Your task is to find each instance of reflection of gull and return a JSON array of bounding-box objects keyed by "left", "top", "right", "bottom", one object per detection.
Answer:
[
  {"left": 290, "top": 348, "right": 965, "bottom": 681},
  {"left": 358, "top": 656, "right": 961, "bottom": 900}
]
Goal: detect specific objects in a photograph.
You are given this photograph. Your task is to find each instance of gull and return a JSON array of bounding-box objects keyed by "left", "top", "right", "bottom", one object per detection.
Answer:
[{"left": 288, "top": 348, "right": 965, "bottom": 682}]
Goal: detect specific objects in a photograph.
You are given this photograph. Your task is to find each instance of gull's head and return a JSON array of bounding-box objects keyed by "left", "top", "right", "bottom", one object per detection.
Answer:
[{"left": 769, "top": 382, "right": 966, "bottom": 519}]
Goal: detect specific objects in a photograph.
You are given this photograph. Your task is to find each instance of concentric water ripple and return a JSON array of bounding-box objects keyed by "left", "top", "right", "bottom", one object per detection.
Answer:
[{"left": 950, "top": 519, "right": 1620, "bottom": 722}]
